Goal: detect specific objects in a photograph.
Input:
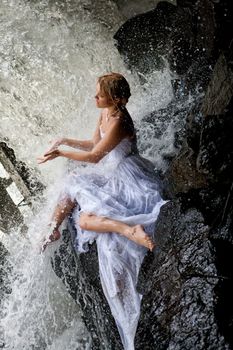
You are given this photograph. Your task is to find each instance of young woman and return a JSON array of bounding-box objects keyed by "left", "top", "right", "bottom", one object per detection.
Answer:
[{"left": 37, "top": 72, "right": 166, "bottom": 349}]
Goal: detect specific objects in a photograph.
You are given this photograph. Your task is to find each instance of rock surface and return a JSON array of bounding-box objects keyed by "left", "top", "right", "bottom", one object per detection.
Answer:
[{"left": 136, "top": 201, "right": 227, "bottom": 350}]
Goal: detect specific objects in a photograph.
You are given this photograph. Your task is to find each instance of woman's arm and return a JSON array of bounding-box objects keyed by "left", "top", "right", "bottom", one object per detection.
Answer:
[
  {"left": 37, "top": 118, "right": 126, "bottom": 164},
  {"left": 60, "top": 138, "right": 94, "bottom": 151}
]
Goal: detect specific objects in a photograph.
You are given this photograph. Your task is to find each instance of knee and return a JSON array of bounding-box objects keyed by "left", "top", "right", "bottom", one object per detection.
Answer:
[{"left": 79, "top": 212, "right": 93, "bottom": 230}]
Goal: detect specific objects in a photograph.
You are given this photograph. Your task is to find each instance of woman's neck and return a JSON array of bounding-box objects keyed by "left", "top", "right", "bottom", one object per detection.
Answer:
[
  {"left": 106, "top": 106, "right": 118, "bottom": 115},
  {"left": 106, "top": 104, "right": 126, "bottom": 115}
]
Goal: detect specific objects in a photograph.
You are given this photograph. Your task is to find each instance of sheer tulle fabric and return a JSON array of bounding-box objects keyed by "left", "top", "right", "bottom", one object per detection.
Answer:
[{"left": 62, "top": 131, "right": 166, "bottom": 349}]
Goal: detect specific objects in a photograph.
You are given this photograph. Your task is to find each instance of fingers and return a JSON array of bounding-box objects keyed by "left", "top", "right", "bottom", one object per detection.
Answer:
[
  {"left": 44, "top": 149, "right": 59, "bottom": 157},
  {"left": 37, "top": 156, "right": 50, "bottom": 164},
  {"left": 44, "top": 151, "right": 54, "bottom": 157},
  {"left": 37, "top": 145, "right": 60, "bottom": 165},
  {"left": 37, "top": 154, "right": 54, "bottom": 164}
]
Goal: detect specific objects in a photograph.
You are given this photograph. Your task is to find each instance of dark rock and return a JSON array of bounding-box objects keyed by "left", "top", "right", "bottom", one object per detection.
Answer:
[
  {"left": 201, "top": 53, "right": 233, "bottom": 117},
  {"left": 163, "top": 41, "right": 233, "bottom": 196},
  {"left": 197, "top": 111, "right": 233, "bottom": 183},
  {"left": 197, "top": 48, "right": 233, "bottom": 183},
  {"left": 0, "top": 184, "right": 24, "bottom": 232},
  {"left": 185, "top": 104, "right": 203, "bottom": 153},
  {"left": 136, "top": 201, "right": 229, "bottom": 350},
  {"left": 0, "top": 142, "right": 44, "bottom": 196},
  {"left": 213, "top": 238, "right": 233, "bottom": 348},
  {"left": 0, "top": 142, "right": 44, "bottom": 234},
  {"left": 114, "top": 2, "right": 187, "bottom": 75},
  {"left": 163, "top": 142, "right": 208, "bottom": 198},
  {"left": 114, "top": 0, "right": 216, "bottom": 92},
  {"left": 212, "top": 0, "right": 233, "bottom": 54},
  {"left": 138, "top": 97, "right": 196, "bottom": 180}
]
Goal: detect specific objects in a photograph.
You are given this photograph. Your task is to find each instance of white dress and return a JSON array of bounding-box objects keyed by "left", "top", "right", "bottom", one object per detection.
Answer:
[{"left": 63, "top": 128, "right": 166, "bottom": 350}]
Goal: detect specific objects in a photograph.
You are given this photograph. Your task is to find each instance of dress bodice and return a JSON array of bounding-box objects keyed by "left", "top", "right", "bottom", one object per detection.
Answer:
[{"left": 99, "top": 127, "right": 138, "bottom": 169}]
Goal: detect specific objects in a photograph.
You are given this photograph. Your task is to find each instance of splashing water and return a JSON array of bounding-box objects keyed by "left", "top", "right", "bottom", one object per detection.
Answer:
[{"left": 0, "top": 0, "right": 185, "bottom": 349}]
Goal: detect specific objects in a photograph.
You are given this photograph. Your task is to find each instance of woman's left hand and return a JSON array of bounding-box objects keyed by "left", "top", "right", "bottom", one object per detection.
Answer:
[{"left": 37, "top": 149, "right": 60, "bottom": 164}]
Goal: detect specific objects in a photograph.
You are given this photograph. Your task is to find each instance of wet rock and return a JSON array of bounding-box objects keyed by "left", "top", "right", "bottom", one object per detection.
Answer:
[
  {"left": 163, "top": 144, "right": 208, "bottom": 197},
  {"left": 136, "top": 201, "right": 229, "bottom": 350},
  {"left": 197, "top": 111, "right": 233, "bottom": 183},
  {"left": 112, "top": 0, "right": 163, "bottom": 19},
  {"left": 135, "top": 9, "right": 233, "bottom": 347},
  {"left": 197, "top": 48, "right": 233, "bottom": 183},
  {"left": 0, "top": 142, "right": 44, "bottom": 235},
  {"left": 163, "top": 43, "right": 233, "bottom": 196},
  {"left": 0, "top": 142, "right": 44, "bottom": 196},
  {"left": 201, "top": 53, "right": 233, "bottom": 116},
  {"left": 0, "top": 184, "right": 24, "bottom": 233},
  {"left": 114, "top": 0, "right": 216, "bottom": 91},
  {"left": 114, "top": 2, "right": 178, "bottom": 74}
]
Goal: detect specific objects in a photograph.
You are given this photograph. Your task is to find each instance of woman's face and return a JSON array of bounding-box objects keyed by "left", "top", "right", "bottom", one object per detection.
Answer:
[{"left": 95, "top": 83, "right": 113, "bottom": 108}]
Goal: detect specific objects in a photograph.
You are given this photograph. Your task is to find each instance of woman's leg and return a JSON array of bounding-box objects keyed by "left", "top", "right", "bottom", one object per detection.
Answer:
[
  {"left": 42, "top": 196, "right": 76, "bottom": 251},
  {"left": 50, "top": 196, "right": 76, "bottom": 231},
  {"left": 79, "top": 212, "right": 155, "bottom": 251}
]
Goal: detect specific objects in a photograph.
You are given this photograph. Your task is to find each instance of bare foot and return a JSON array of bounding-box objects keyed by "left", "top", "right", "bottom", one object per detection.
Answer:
[
  {"left": 129, "top": 225, "right": 155, "bottom": 251},
  {"left": 41, "top": 228, "right": 61, "bottom": 253}
]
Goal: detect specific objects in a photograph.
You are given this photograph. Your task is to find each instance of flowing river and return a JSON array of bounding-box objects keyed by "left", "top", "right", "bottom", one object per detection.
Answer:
[{"left": 0, "top": 0, "right": 179, "bottom": 349}]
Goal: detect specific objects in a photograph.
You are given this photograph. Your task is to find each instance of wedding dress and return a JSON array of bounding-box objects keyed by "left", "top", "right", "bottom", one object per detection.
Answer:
[{"left": 62, "top": 128, "right": 166, "bottom": 349}]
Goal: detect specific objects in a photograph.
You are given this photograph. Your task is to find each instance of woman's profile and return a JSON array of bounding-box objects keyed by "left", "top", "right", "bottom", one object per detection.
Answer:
[{"left": 37, "top": 72, "right": 166, "bottom": 349}]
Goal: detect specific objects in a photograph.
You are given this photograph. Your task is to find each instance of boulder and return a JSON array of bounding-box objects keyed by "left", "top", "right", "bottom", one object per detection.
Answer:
[
  {"left": 136, "top": 201, "right": 228, "bottom": 349},
  {"left": 114, "top": 0, "right": 216, "bottom": 91}
]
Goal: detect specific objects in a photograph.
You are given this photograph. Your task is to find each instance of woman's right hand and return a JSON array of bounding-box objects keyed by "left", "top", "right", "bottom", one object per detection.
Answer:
[{"left": 37, "top": 149, "right": 60, "bottom": 164}]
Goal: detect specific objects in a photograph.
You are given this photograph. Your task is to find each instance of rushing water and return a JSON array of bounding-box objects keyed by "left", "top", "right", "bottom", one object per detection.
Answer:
[{"left": 0, "top": 0, "right": 182, "bottom": 349}]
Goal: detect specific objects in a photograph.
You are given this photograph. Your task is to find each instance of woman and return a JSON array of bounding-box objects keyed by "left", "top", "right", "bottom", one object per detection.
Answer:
[{"left": 38, "top": 72, "right": 166, "bottom": 349}]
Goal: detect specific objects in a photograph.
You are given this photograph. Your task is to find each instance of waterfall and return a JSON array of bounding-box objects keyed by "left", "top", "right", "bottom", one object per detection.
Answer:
[{"left": 0, "top": 0, "right": 176, "bottom": 349}]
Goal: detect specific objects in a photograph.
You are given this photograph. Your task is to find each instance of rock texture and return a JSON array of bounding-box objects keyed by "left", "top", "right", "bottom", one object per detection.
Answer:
[
  {"left": 136, "top": 202, "right": 227, "bottom": 350},
  {"left": 114, "top": 0, "right": 233, "bottom": 95},
  {"left": 0, "top": 142, "right": 44, "bottom": 233},
  {"left": 134, "top": 1, "right": 233, "bottom": 348}
]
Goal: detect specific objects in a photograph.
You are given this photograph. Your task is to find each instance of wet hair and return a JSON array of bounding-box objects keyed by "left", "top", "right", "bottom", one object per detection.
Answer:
[{"left": 97, "top": 72, "right": 131, "bottom": 106}]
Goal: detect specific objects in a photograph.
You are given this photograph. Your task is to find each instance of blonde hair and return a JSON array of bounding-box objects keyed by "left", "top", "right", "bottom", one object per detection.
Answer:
[{"left": 98, "top": 72, "right": 131, "bottom": 107}]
